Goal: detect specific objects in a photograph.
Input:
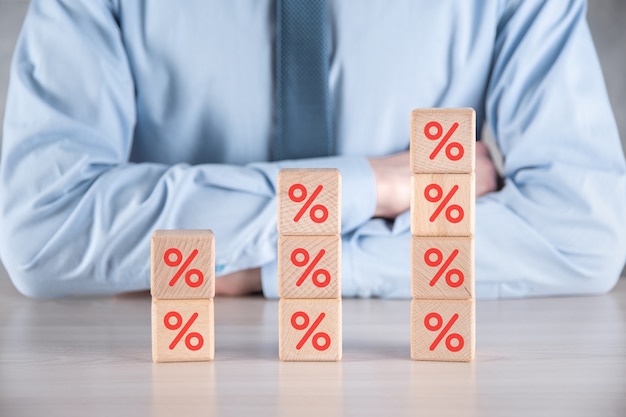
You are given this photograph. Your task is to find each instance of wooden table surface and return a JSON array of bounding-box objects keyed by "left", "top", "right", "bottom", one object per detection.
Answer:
[{"left": 1, "top": 275, "right": 625, "bottom": 417}]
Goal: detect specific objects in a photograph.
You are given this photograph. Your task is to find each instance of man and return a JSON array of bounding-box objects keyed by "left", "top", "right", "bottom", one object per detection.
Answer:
[{"left": 1, "top": 0, "right": 625, "bottom": 298}]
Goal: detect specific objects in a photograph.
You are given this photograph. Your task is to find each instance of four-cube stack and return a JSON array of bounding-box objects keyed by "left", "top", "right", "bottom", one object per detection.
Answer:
[
  {"left": 277, "top": 169, "right": 342, "bottom": 361},
  {"left": 409, "top": 109, "right": 476, "bottom": 362},
  {"left": 151, "top": 230, "right": 215, "bottom": 362}
]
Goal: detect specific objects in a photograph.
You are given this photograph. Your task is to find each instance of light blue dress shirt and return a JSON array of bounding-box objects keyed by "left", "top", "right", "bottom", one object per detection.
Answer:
[{"left": 1, "top": 0, "right": 625, "bottom": 298}]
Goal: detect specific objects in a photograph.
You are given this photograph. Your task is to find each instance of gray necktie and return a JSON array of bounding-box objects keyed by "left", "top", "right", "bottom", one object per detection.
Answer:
[{"left": 273, "top": 0, "right": 334, "bottom": 160}]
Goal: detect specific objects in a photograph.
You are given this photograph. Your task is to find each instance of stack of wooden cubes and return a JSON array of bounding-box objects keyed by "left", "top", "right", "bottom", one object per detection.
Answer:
[
  {"left": 409, "top": 109, "right": 476, "bottom": 362},
  {"left": 277, "top": 169, "right": 342, "bottom": 361},
  {"left": 151, "top": 230, "right": 215, "bottom": 362}
]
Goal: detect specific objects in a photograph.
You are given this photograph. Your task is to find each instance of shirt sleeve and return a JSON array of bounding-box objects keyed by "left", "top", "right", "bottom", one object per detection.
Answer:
[
  {"left": 0, "top": 0, "right": 377, "bottom": 297},
  {"left": 479, "top": 0, "right": 626, "bottom": 297},
  {"left": 262, "top": 0, "right": 626, "bottom": 299}
]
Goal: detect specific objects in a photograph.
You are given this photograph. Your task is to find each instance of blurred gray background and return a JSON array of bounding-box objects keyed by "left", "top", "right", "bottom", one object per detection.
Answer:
[{"left": 0, "top": 0, "right": 625, "bottom": 292}]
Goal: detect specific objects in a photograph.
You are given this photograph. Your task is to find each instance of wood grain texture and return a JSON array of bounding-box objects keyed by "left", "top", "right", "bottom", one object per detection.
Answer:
[
  {"left": 152, "top": 298, "right": 214, "bottom": 362},
  {"left": 1, "top": 274, "right": 626, "bottom": 416},
  {"left": 151, "top": 230, "right": 215, "bottom": 299},
  {"left": 278, "top": 169, "right": 341, "bottom": 236},
  {"left": 411, "top": 236, "right": 474, "bottom": 299},
  {"left": 410, "top": 108, "right": 475, "bottom": 174},
  {"left": 410, "top": 174, "right": 475, "bottom": 237},
  {"left": 410, "top": 299, "right": 474, "bottom": 362},
  {"left": 278, "top": 235, "right": 341, "bottom": 299},
  {"left": 279, "top": 298, "right": 342, "bottom": 361}
]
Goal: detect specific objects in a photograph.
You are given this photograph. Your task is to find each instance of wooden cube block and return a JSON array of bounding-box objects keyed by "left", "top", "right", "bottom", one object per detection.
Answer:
[
  {"left": 410, "top": 108, "right": 475, "bottom": 174},
  {"left": 151, "top": 230, "right": 215, "bottom": 299},
  {"left": 152, "top": 299, "right": 214, "bottom": 362},
  {"left": 278, "top": 169, "right": 341, "bottom": 235},
  {"left": 278, "top": 235, "right": 341, "bottom": 299},
  {"left": 411, "top": 299, "right": 474, "bottom": 362},
  {"left": 410, "top": 174, "right": 474, "bottom": 236},
  {"left": 411, "top": 236, "right": 474, "bottom": 299},
  {"left": 279, "top": 299, "right": 342, "bottom": 361}
]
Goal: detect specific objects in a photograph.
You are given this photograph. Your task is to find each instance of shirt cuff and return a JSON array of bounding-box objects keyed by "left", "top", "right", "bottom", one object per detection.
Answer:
[{"left": 261, "top": 260, "right": 279, "bottom": 298}]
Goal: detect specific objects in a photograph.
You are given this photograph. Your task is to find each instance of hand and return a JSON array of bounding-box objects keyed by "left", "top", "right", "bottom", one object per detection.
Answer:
[
  {"left": 368, "top": 151, "right": 411, "bottom": 219},
  {"left": 215, "top": 268, "right": 262, "bottom": 296},
  {"left": 368, "top": 143, "right": 500, "bottom": 219},
  {"left": 475, "top": 141, "right": 500, "bottom": 197}
]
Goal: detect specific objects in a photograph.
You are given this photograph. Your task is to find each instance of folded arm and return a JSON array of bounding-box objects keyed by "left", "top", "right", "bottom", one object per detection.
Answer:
[
  {"left": 0, "top": 1, "right": 377, "bottom": 297},
  {"left": 327, "top": 0, "right": 626, "bottom": 299}
]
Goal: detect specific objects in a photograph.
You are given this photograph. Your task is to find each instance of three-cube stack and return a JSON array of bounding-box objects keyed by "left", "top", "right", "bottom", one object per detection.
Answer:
[
  {"left": 409, "top": 109, "right": 476, "bottom": 362},
  {"left": 151, "top": 230, "right": 215, "bottom": 362},
  {"left": 277, "top": 169, "right": 342, "bottom": 361}
]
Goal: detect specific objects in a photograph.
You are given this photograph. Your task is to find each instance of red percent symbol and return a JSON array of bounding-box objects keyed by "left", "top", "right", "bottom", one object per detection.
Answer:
[
  {"left": 164, "top": 311, "right": 204, "bottom": 351},
  {"left": 424, "top": 312, "right": 464, "bottom": 353},
  {"left": 291, "top": 311, "right": 331, "bottom": 351},
  {"left": 164, "top": 248, "right": 204, "bottom": 288},
  {"left": 291, "top": 248, "right": 331, "bottom": 288},
  {"left": 288, "top": 183, "right": 329, "bottom": 224},
  {"left": 424, "top": 121, "right": 464, "bottom": 161},
  {"left": 424, "top": 248, "right": 464, "bottom": 288},
  {"left": 424, "top": 184, "right": 464, "bottom": 223}
]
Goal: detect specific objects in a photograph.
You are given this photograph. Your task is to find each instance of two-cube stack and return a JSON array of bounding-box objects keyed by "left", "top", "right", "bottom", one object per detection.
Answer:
[
  {"left": 277, "top": 169, "right": 342, "bottom": 361},
  {"left": 151, "top": 230, "right": 215, "bottom": 362},
  {"left": 409, "top": 109, "right": 476, "bottom": 362}
]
